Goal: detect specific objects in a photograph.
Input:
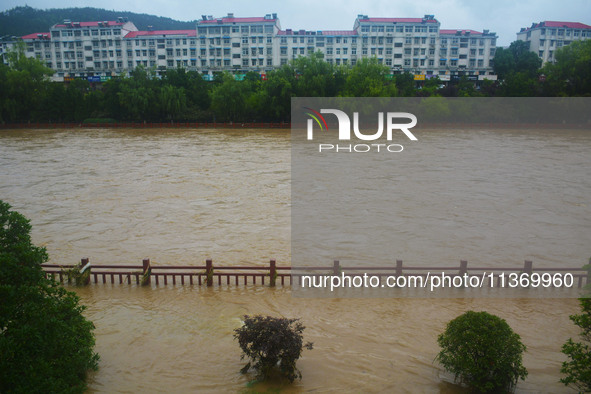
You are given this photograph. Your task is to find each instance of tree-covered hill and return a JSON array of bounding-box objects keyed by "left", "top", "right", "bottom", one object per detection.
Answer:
[{"left": 0, "top": 6, "right": 196, "bottom": 38}]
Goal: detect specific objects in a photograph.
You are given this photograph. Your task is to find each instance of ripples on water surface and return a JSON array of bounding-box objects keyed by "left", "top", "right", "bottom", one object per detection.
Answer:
[
  {"left": 78, "top": 286, "right": 579, "bottom": 393},
  {"left": 0, "top": 128, "right": 291, "bottom": 266},
  {"left": 0, "top": 127, "right": 589, "bottom": 392}
]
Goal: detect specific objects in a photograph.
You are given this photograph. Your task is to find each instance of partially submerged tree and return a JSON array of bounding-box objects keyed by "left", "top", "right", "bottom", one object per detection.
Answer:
[
  {"left": 436, "top": 311, "right": 527, "bottom": 393},
  {"left": 234, "top": 315, "right": 313, "bottom": 382}
]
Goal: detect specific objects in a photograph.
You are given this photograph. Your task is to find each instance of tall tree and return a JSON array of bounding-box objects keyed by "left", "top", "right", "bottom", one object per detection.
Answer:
[
  {"left": 542, "top": 40, "right": 591, "bottom": 96},
  {"left": 210, "top": 72, "right": 253, "bottom": 122},
  {"left": 343, "top": 57, "right": 397, "bottom": 97},
  {"left": 493, "top": 40, "right": 542, "bottom": 79},
  {"left": 0, "top": 201, "right": 99, "bottom": 393},
  {"left": 292, "top": 52, "right": 339, "bottom": 97},
  {"left": 0, "top": 41, "right": 54, "bottom": 122}
]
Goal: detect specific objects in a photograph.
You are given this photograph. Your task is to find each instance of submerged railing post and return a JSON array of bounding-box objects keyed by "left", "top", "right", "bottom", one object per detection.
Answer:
[
  {"left": 142, "top": 258, "right": 151, "bottom": 286},
  {"left": 460, "top": 260, "right": 468, "bottom": 276},
  {"left": 80, "top": 258, "right": 91, "bottom": 285},
  {"left": 269, "top": 259, "right": 277, "bottom": 287},
  {"left": 206, "top": 259, "right": 213, "bottom": 287},
  {"left": 333, "top": 260, "right": 340, "bottom": 275},
  {"left": 396, "top": 260, "right": 403, "bottom": 277},
  {"left": 524, "top": 260, "right": 533, "bottom": 275}
]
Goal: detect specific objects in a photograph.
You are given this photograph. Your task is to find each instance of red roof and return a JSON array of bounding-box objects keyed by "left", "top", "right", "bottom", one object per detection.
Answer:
[
  {"left": 22, "top": 32, "right": 51, "bottom": 40},
  {"left": 321, "top": 30, "right": 357, "bottom": 36},
  {"left": 440, "top": 29, "right": 483, "bottom": 35},
  {"left": 54, "top": 21, "right": 125, "bottom": 28},
  {"left": 199, "top": 17, "right": 276, "bottom": 24},
  {"left": 358, "top": 17, "right": 438, "bottom": 23},
  {"left": 526, "top": 21, "right": 591, "bottom": 30},
  {"left": 277, "top": 29, "right": 356, "bottom": 36},
  {"left": 125, "top": 30, "right": 196, "bottom": 38}
]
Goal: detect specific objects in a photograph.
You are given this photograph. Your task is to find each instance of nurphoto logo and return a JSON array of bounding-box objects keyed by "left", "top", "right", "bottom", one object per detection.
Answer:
[{"left": 304, "top": 107, "right": 418, "bottom": 153}]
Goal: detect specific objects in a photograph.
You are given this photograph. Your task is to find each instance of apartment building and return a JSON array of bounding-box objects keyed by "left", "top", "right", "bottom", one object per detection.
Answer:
[
  {"left": 36, "top": 18, "right": 137, "bottom": 78},
  {"left": 196, "top": 13, "right": 279, "bottom": 75},
  {"left": 197, "top": 14, "right": 497, "bottom": 81},
  {"left": 4, "top": 13, "right": 498, "bottom": 82},
  {"left": 517, "top": 21, "right": 591, "bottom": 64}
]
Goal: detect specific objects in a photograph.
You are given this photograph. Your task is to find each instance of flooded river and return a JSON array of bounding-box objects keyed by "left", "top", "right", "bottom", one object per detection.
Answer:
[{"left": 1, "top": 127, "right": 589, "bottom": 392}]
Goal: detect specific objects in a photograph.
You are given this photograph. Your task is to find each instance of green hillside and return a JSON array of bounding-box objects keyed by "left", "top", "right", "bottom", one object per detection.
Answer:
[{"left": 0, "top": 6, "right": 196, "bottom": 38}]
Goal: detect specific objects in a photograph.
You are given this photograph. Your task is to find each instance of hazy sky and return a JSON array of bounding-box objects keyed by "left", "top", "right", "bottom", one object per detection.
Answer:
[{"left": 3, "top": 0, "right": 591, "bottom": 46}]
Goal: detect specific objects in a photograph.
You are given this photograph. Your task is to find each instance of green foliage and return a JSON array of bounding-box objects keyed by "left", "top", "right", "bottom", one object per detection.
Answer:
[
  {"left": 343, "top": 57, "right": 397, "bottom": 97},
  {"left": 493, "top": 40, "right": 543, "bottom": 97},
  {"left": 234, "top": 315, "right": 313, "bottom": 383},
  {"left": 560, "top": 298, "right": 591, "bottom": 391},
  {"left": 5, "top": 41, "right": 54, "bottom": 81},
  {"left": 493, "top": 40, "right": 542, "bottom": 79},
  {"left": 61, "top": 263, "right": 90, "bottom": 286},
  {"left": 436, "top": 311, "right": 528, "bottom": 393},
  {"left": 394, "top": 72, "right": 416, "bottom": 97},
  {"left": 1, "top": 42, "right": 591, "bottom": 123},
  {"left": 140, "top": 267, "right": 151, "bottom": 286},
  {"left": 210, "top": 72, "right": 256, "bottom": 122},
  {"left": 0, "top": 41, "right": 54, "bottom": 122},
  {"left": 0, "top": 200, "right": 99, "bottom": 393},
  {"left": 0, "top": 200, "right": 47, "bottom": 286},
  {"left": 292, "top": 51, "right": 341, "bottom": 97},
  {"left": 542, "top": 40, "right": 591, "bottom": 96}
]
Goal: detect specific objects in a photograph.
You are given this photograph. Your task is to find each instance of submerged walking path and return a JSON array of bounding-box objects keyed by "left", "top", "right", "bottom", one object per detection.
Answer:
[{"left": 42, "top": 258, "right": 590, "bottom": 293}]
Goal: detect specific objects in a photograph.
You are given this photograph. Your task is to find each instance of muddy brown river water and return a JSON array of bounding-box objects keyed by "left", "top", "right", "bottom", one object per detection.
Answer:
[{"left": 1, "top": 127, "right": 589, "bottom": 392}]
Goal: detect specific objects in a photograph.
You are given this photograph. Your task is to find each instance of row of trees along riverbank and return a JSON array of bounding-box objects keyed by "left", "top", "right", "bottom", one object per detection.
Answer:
[{"left": 1, "top": 40, "right": 590, "bottom": 124}]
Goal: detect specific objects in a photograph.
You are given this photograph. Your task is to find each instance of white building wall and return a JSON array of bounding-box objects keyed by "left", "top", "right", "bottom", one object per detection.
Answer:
[
  {"left": 4, "top": 13, "right": 500, "bottom": 80},
  {"left": 517, "top": 22, "right": 591, "bottom": 64}
]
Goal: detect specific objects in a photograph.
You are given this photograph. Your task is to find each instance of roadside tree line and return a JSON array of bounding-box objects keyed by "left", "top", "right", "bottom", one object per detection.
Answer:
[{"left": 1, "top": 39, "right": 590, "bottom": 124}]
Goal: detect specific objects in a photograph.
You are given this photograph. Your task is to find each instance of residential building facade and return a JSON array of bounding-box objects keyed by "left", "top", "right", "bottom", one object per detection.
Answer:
[
  {"left": 517, "top": 21, "right": 591, "bottom": 64},
  {"left": 2, "top": 13, "right": 498, "bottom": 82}
]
